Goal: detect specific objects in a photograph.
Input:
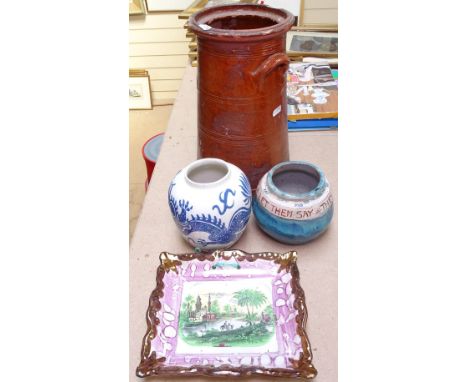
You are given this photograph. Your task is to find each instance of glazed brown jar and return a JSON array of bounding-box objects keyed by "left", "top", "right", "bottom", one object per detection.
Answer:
[{"left": 189, "top": 4, "right": 294, "bottom": 190}]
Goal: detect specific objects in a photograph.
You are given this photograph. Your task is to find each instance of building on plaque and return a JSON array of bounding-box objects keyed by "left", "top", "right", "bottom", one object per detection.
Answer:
[{"left": 188, "top": 293, "right": 217, "bottom": 322}]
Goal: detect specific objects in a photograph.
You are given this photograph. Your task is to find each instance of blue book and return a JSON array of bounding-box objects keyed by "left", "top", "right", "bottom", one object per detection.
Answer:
[{"left": 288, "top": 118, "right": 338, "bottom": 131}]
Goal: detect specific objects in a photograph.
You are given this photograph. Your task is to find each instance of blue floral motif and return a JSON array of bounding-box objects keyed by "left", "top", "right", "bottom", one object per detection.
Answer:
[
  {"left": 168, "top": 179, "right": 251, "bottom": 248},
  {"left": 239, "top": 173, "right": 252, "bottom": 206}
]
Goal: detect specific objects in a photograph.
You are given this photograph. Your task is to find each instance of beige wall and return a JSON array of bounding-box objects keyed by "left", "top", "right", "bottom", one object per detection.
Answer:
[
  {"left": 129, "top": 12, "right": 190, "bottom": 105},
  {"left": 302, "top": 0, "right": 337, "bottom": 26}
]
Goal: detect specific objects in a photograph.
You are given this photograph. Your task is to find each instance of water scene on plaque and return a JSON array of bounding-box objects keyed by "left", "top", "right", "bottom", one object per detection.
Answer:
[{"left": 177, "top": 279, "right": 276, "bottom": 350}]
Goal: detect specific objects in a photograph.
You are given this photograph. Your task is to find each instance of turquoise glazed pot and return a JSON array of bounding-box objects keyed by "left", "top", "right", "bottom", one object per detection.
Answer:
[{"left": 253, "top": 161, "right": 333, "bottom": 244}]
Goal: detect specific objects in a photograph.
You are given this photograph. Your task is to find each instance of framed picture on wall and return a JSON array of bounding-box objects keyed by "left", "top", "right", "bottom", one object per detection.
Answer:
[
  {"left": 286, "top": 30, "right": 338, "bottom": 58},
  {"left": 129, "top": 0, "right": 145, "bottom": 15},
  {"left": 145, "top": 0, "right": 194, "bottom": 12},
  {"left": 129, "top": 70, "right": 153, "bottom": 110}
]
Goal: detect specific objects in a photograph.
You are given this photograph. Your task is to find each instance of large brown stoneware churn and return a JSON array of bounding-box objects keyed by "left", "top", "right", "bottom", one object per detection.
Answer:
[{"left": 189, "top": 4, "right": 294, "bottom": 190}]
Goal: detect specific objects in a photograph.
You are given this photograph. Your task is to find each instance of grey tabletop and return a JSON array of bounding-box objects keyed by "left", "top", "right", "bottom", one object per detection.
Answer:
[{"left": 130, "top": 66, "right": 337, "bottom": 382}]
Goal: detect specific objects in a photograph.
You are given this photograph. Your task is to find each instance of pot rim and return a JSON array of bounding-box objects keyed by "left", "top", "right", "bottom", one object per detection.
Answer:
[
  {"left": 266, "top": 161, "right": 327, "bottom": 201},
  {"left": 184, "top": 157, "right": 231, "bottom": 187},
  {"left": 188, "top": 4, "right": 294, "bottom": 42},
  {"left": 141, "top": 132, "right": 164, "bottom": 163}
]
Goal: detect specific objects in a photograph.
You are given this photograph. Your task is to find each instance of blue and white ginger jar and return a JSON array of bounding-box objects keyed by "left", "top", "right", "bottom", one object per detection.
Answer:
[
  {"left": 253, "top": 161, "right": 333, "bottom": 244},
  {"left": 168, "top": 158, "right": 252, "bottom": 252}
]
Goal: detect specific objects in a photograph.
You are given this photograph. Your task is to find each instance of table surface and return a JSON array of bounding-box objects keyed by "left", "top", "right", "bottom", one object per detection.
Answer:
[{"left": 130, "top": 66, "right": 337, "bottom": 382}]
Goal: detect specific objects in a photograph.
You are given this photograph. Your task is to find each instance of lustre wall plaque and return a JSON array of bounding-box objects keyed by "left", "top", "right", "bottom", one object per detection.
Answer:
[{"left": 136, "top": 249, "right": 317, "bottom": 379}]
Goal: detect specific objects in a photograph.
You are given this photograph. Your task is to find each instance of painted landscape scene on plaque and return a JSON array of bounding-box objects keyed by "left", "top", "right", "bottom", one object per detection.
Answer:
[{"left": 178, "top": 280, "right": 276, "bottom": 348}]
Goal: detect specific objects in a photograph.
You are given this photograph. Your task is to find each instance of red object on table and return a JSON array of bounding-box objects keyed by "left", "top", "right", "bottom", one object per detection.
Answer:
[{"left": 142, "top": 133, "right": 165, "bottom": 191}]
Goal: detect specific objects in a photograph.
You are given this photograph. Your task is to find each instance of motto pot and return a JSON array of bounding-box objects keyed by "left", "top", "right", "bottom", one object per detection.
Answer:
[
  {"left": 253, "top": 161, "right": 334, "bottom": 244},
  {"left": 189, "top": 4, "right": 295, "bottom": 190}
]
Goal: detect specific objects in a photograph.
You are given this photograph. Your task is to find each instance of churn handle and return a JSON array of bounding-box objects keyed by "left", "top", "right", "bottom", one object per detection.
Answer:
[{"left": 250, "top": 53, "right": 290, "bottom": 88}]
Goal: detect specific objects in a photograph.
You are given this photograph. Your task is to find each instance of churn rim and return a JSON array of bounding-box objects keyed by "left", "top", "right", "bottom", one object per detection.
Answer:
[{"left": 188, "top": 4, "right": 294, "bottom": 42}]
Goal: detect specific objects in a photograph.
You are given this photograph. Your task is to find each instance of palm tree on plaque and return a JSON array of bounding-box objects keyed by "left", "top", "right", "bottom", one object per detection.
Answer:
[
  {"left": 249, "top": 290, "right": 268, "bottom": 317},
  {"left": 233, "top": 289, "right": 267, "bottom": 324}
]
